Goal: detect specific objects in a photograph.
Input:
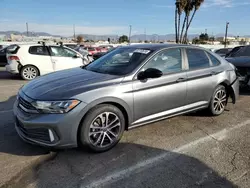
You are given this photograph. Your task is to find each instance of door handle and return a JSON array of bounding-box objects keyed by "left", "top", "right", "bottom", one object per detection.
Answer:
[{"left": 176, "top": 78, "right": 186, "bottom": 82}]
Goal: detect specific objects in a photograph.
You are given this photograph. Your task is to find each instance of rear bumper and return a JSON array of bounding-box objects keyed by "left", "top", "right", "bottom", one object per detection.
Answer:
[{"left": 5, "top": 63, "right": 19, "bottom": 74}]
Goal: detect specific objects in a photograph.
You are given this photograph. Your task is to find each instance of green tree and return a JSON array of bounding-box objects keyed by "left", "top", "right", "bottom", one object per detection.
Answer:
[
  {"left": 76, "top": 35, "right": 84, "bottom": 44},
  {"left": 199, "top": 33, "right": 209, "bottom": 41},
  {"left": 118, "top": 35, "right": 129, "bottom": 43}
]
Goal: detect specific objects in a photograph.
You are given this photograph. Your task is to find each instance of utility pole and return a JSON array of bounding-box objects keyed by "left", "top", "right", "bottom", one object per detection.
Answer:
[
  {"left": 224, "top": 22, "right": 229, "bottom": 48},
  {"left": 128, "top": 25, "right": 132, "bottom": 44},
  {"left": 73, "top": 24, "right": 76, "bottom": 40},
  {"left": 26, "top": 22, "right": 29, "bottom": 37},
  {"left": 144, "top": 28, "right": 146, "bottom": 42}
]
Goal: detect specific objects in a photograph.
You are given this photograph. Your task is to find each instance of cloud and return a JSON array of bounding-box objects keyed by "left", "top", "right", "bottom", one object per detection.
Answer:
[
  {"left": 0, "top": 22, "right": 127, "bottom": 36},
  {"left": 203, "top": 0, "right": 250, "bottom": 8}
]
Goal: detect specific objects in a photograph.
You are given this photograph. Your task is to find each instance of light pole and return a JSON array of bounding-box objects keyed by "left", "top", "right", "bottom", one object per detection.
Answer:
[
  {"left": 73, "top": 24, "right": 76, "bottom": 40},
  {"left": 128, "top": 25, "right": 132, "bottom": 44},
  {"left": 224, "top": 22, "right": 229, "bottom": 48},
  {"left": 26, "top": 22, "right": 29, "bottom": 37}
]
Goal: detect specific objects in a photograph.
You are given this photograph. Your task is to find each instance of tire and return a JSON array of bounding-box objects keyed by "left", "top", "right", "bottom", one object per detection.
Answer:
[
  {"left": 20, "top": 65, "right": 39, "bottom": 80},
  {"left": 79, "top": 104, "right": 125, "bottom": 152},
  {"left": 208, "top": 85, "right": 227, "bottom": 116}
]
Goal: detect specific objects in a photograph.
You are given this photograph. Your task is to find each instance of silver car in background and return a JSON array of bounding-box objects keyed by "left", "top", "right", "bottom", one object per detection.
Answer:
[{"left": 14, "top": 44, "right": 239, "bottom": 152}]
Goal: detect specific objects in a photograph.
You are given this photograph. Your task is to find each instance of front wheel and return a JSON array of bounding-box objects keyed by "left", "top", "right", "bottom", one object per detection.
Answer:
[
  {"left": 208, "top": 85, "right": 227, "bottom": 116},
  {"left": 79, "top": 104, "right": 125, "bottom": 152}
]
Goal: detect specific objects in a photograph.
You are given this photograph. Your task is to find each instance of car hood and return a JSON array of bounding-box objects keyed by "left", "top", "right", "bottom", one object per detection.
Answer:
[
  {"left": 21, "top": 67, "right": 123, "bottom": 100},
  {"left": 226, "top": 57, "right": 250, "bottom": 67}
]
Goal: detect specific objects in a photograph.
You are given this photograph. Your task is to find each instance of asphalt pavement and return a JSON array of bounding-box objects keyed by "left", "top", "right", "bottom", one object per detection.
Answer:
[{"left": 0, "top": 67, "right": 249, "bottom": 188}]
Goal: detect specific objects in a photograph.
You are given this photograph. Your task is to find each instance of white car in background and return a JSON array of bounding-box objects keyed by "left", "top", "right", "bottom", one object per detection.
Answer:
[{"left": 5, "top": 43, "right": 86, "bottom": 80}]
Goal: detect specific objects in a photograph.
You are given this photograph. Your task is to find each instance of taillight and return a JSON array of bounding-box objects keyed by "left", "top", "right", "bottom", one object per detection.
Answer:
[{"left": 8, "top": 56, "right": 20, "bottom": 61}]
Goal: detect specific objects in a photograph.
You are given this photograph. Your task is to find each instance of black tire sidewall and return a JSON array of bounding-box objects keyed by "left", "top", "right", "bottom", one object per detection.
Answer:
[
  {"left": 79, "top": 104, "right": 125, "bottom": 152},
  {"left": 209, "top": 85, "right": 226, "bottom": 116},
  {"left": 20, "top": 65, "right": 39, "bottom": 80}
]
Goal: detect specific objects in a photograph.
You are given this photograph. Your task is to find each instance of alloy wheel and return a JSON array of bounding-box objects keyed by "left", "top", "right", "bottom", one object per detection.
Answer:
[
  {"left": 89, "top": 112, "right": 121, "bottom": 148},
  {"left": 22, "top": 67, "right": 37, "bottom": 80},
  {"left": 213, "top": 89, "right": 227, "bottom": 113}
]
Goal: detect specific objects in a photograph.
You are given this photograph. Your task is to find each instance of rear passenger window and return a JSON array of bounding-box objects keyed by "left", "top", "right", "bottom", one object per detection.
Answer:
[
  {"left": 207, "top": 53, "right": 220, "bottom": 66},
  {"left": 186, "top": 49, "right": 210, "bottom": 70},
  {"left": 29, "top": 46, "right": 49, "bottom": 56}
]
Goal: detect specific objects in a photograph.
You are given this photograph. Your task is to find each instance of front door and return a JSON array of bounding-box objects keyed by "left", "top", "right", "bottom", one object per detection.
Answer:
[
  {"left": 132, "top": 48, "right": 187, "bottom": 124},
  {"left": 49, "top": 46, "right": 83, "bottom": 71}
]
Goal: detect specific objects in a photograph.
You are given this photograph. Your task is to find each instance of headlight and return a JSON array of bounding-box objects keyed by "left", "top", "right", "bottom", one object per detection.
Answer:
[{"left": 32, "top": 100, "right": 80, "bottom": 114}]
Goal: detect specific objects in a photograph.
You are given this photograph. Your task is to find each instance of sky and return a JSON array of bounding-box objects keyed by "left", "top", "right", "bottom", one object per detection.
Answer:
[{"left": 0, "top": 0, "right": 250, "bottom": 36}]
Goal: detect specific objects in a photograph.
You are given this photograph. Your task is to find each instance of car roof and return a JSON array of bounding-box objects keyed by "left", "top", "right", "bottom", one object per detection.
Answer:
[{"left": 120, "top": 44, "right": 195, "bottom": 50}]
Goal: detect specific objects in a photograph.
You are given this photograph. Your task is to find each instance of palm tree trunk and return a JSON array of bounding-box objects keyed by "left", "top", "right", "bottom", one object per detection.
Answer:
[
  {"left": 175, "top": 7, "right": 178, "bottom": 43},
  {"left": 180, "top": 16, "right": 187, "bottom": 44},
  {"left": 183, "top": 15, "right": 189, "bottom": 43},
  {"left": 177, "top": 13, "right": 181, "bottom": 43},
  {"left": 183, "top": 10, "right": 197, "bottom": 43}
]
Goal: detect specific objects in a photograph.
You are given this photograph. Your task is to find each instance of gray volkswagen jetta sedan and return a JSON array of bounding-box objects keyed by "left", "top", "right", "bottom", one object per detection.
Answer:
[{"left": 14, "top": 44, "right": 239, "bottom": 152}]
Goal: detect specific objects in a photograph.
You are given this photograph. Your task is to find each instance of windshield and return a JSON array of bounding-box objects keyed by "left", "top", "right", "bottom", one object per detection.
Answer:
[{"left": 85, "top": 47, "right": 153, "bottom": 75}]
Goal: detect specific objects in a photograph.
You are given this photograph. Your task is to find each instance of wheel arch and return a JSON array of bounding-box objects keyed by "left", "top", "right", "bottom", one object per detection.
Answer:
[
  {"left": 76, "top": 97, "right": 132, "bottom": 146},
  {"left": 218, "top": 80, "right": 236, "bottom": 104},
  {"left": 20, "top": 64, "right": 40, "bottom": 76}
]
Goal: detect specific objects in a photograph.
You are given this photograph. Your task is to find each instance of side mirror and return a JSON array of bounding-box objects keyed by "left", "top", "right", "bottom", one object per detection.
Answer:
[
  {"left": 73, "top": 54, "right": 80, "bottom": 58},
  {"left": 137, "top": 68, "right": 163, "bottom": 80}
]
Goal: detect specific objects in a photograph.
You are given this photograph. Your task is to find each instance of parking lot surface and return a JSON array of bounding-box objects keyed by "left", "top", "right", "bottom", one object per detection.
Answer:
[{"left": 0, "top": 67, "right": 249, "bottom": 188}]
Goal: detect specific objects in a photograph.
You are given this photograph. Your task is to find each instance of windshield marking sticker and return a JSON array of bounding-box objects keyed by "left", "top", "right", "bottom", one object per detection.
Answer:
[{"left": 134, "top": 49, "right": 151, "bottom": 54}]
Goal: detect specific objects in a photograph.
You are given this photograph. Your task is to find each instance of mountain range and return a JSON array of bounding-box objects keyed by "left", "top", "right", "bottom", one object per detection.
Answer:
[{"left": 1, "top": 31, "right": 249, "bottom": 42}]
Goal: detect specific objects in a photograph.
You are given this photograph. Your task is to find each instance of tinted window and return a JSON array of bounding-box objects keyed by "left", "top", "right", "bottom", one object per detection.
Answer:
[
  {"left": 216, "top": 49, "right": 228, "bottom": 54},
  {"left": 50, "top": 46, "right": 77, "bottom": 57},
  {"left": 234, "top": 46, "right": 250, "bottom": 57},
  {"left": 143, "top": 48, "right": 182, "bottom": 74},
  {"left": 207, "top": 53, "right": 220, "bottom": 66},
  {"left": 186, "top": 49, "right": 210, "bottom": 70},
  {"left": 85, "top": 48, "right": 153, "bottom": 75},
  {"left": 29, "top": 46, "right": 49, "bottom": 56}
]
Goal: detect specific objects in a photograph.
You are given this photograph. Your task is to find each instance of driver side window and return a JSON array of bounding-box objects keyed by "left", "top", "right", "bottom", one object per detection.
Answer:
[{"left": 143, "top": 48, "right": 182, "bottom": 74}]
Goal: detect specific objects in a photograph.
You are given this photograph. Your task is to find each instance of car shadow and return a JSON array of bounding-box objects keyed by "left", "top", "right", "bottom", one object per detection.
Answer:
[
  {"left": 9, "top": 143, "right": 237, "bottom": 188},
  {"left": 0, "top": 95, "right": 50, "bottom": 156},
  {"left": 0, "top": 68, "right": 21, "bottom": 80}
]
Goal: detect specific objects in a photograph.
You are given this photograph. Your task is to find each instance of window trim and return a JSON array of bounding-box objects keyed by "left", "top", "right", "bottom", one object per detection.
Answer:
[
  {"left": 184, "top": 48, "right": 212, "bottom": 72},
  {"left": 205, "top": 51, "right": 221, "bottom": 67},
  {"left": 133, "top": 47, "right": 185, "bottom": 80},
  {"left": 28, "top": 46, "right": 50, "bottom": 56}
]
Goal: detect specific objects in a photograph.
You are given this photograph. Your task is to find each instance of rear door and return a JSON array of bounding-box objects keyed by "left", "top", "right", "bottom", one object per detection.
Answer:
[
  {"left": 49, "top": 46, "right": 83, "bottom": 71},
  {"left": 27, "top": 46, "right": 53, "bottom": 75},
  {"left": 185, "top": 48, "right": 222, "bottom": 105}
]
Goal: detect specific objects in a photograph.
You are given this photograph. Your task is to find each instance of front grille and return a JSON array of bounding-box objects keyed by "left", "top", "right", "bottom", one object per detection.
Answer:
[
  {"left": 18, "top": 96, "right": 36, "bottom": 110},
  {"left": 16, "top": 118, "right": 51, "bottom": 143}
]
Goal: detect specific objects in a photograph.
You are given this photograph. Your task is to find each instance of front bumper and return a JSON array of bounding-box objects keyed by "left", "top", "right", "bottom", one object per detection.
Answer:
[{"left": 14, "top": 93, "right": 88, "bottom": 148}]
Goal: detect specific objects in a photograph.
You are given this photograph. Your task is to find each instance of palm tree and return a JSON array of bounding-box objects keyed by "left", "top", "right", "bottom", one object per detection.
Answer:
[
  {"left": 183, "top": 0, "right": 204, "bottom": 43},
  {"left": 182, "top": 0, "right": 194, "bottom": 43},
  {"left": 175, "top": 2, "right": 178, "bottom": 43},
  {"left": 175, "top": 0, "right": 187, "bottom": 43}
]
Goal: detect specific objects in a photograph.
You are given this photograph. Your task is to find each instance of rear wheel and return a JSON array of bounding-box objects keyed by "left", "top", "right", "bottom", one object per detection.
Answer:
[
  {"left": 209, "top": 85, "right": 227, "bottom": 116},
  {"left": 79, "top": 104, "right": 125, "bottom": 152},
  {"left": 20, "top": 65, "right": 39, "bottom": 80}
]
